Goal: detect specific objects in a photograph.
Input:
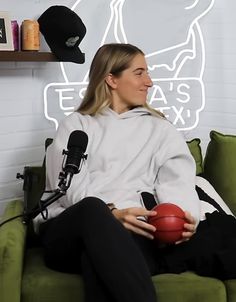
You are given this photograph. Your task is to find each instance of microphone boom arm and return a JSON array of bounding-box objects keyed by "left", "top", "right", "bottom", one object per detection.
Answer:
[{"left": 22, "top": 189, "right": 65, "bottom": 224}]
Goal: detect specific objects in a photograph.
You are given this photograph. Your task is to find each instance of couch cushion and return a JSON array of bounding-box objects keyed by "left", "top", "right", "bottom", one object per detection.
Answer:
[
  {"left": 153, "top": 272, "right": 226, "bottom": 302},
  {"left": 204, "top": 130, "right": 236, "bottom": 215},
  {"left": 187, "top": 138, "right": 204, "bottom": 175},
  {"left": 224, "top": 279, "right": 236, "bottom": 302},
  {"left": 22, "top": 248, "right": 85, "bottom": 302},
  {"left": 22, "top": 247, "right": 226, "bottom": 302},
  {"left": 0, "top": 200, "right": 26, "bottom": 302}
]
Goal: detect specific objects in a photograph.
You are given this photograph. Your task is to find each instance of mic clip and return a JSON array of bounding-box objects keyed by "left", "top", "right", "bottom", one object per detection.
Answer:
[
  {"left": 62, "top": 149, "right": 88, "bottom": 158},
  {"left": 59, "top": 149, "right": 88, "bottom": 191}
]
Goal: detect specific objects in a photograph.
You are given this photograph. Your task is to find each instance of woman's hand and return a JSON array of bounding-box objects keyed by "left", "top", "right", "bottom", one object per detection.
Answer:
[
  {"left": 176, "top": 211, "right": 197, "bottom": 244},
  {"left": 112, "top": 207, "right": 157, "bottom": 239}
]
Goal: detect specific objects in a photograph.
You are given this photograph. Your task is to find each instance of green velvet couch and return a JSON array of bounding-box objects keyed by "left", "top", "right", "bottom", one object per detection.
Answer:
[{"left": 1, "top": 130, "right": 236, "bottom": 302}]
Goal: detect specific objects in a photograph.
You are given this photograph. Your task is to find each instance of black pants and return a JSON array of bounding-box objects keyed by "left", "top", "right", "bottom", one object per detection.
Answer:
[
  {"left": 39, "top": 197, "right": 157, "bottom": 302},
  {"left": 39, "top": 197, "right": 236, "bottom": 301}
]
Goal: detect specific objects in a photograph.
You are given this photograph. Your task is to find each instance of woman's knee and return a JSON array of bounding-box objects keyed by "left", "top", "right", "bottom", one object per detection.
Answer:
[
  {"left": 74, "top": 196, "right": 108, "bottom": 215},
  {"left": 47, "top": 197, "right": 108, "bottom": 234}
]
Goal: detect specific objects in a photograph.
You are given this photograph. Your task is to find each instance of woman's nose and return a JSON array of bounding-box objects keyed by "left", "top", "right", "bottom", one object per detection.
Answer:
[{"left": 145, "top": 74, "right": 153, "bottom": 87}]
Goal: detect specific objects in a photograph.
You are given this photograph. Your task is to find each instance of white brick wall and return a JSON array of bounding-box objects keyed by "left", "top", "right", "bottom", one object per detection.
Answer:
[
  {"left": 1, "top": 0, "right": 236, "bottom": 215},
  {"left": 188, "top": 0, "right": 236, "bottom": 152},
  {"left": 0, "top": 0, "right": 71, "bottom": 215}
]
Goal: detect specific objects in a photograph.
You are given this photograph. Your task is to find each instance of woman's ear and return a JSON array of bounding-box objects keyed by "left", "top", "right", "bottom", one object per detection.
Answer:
[{"left": 105, "top": 73, "right": 117, "bottom": 89}]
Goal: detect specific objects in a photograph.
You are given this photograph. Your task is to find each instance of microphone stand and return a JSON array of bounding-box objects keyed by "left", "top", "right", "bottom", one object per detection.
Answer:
[
  {"left": 22, "top": 171, "right": 72, "bottom": 224},
  {"left": 22, "top": 141, "right": 88, "bottom": 224},
  {"left": 22, "top": 190, "right": 65, "bottom": 224}
]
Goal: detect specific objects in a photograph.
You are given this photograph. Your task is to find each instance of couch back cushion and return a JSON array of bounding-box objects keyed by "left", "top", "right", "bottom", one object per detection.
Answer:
[
  {"left": 187, "top": 138, "right": 204, "bottom": 175},
  {"left": 204, "top": 130, "right": 236, "bottom": 215}
]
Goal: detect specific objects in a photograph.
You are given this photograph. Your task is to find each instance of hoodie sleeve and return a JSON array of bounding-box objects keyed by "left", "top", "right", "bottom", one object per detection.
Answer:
[
  {"left": 154, "top": 122, "right": 200, "bottom": 225},
  {"left": 46, "top": 113, "right": 89, "bottom": 208}
]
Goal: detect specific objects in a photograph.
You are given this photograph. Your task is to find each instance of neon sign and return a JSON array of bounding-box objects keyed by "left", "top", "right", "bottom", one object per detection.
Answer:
[{"left": 44, "top": 0, "right": 215, "bottom": 130}]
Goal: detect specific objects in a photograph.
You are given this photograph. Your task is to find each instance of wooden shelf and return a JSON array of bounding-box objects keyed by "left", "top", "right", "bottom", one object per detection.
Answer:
[{"left": 0, "top": 51, "right": 59, "bottom": 62}]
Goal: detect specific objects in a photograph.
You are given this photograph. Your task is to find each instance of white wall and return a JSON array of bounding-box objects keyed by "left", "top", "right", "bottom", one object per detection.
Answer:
[
  {"left": 190, "top": 0, "right": 236, "bottom": 145},
  {"left": 0, "top": 0, "right": 236, "bottom": 215}
]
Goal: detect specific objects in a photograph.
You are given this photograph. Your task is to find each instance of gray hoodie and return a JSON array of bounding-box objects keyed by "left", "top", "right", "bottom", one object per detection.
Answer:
[{"left": 34, "top": 107, "right": 200, "bottom": 229}]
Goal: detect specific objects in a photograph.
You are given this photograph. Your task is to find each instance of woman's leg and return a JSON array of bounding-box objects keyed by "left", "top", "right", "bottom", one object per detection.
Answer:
[
  {"left": 39, "top": 197, "right": 157, "bottom": 302},
  {"left": 131, "top": 232, "right": 167, "bottom": 276},
  {"left": 81, "top": 251, "right": 114, "bottom": 302}
]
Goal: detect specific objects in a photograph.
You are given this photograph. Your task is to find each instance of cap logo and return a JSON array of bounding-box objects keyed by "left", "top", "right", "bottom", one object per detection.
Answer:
[{"left": 65, "top": 36, "right": 80, "bottom": 47}]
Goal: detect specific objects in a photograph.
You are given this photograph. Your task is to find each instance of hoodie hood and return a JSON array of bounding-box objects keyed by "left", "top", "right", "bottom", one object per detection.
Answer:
[{"left": 100, "top": 106, "right": 152, "bottom": 119}]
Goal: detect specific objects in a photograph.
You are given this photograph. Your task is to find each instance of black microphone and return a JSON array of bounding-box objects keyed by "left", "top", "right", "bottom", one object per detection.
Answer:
[{"left": 60, "top": 130, "right": 88, "bottom": 190}]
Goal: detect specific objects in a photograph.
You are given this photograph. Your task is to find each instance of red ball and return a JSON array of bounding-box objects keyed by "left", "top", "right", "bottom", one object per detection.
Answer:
[{"left": 148, "top": 203, "right": 186, "bottom": 244}]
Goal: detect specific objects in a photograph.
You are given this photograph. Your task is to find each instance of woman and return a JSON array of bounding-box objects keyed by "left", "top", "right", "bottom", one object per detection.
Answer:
[{"left": 36, "top": 43, "right": 199, "bottom": 302}]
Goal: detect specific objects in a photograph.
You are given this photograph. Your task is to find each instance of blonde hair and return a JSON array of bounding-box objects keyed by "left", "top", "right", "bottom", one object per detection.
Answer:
[{"left": 77, "top": 43, "right": 164, "bottom": 118}]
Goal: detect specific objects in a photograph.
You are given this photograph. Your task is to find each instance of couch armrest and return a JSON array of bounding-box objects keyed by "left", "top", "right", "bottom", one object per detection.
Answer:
[{"left": 0, "top": 199, "right": 26, "bottom": 302}]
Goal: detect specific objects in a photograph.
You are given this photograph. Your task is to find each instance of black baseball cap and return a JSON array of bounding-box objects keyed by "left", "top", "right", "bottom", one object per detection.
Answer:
[{"left": 38, "top": 6, "right": 86, "bottom": 64}]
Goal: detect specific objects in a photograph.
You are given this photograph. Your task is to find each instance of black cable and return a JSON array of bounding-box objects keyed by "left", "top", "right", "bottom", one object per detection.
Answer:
[
  {"left": 0, "top": 198, "right": 51, "bottom": 228},
  {"left": 0, "top": 214, "right": 24, "bottom": 228},
  {"left": 38, "top": 200, "right": 48, "bottom": 220}
]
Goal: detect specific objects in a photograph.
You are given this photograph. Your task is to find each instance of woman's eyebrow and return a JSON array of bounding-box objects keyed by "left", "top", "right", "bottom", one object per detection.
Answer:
[{"left": 132, "top": 67, "right": 146, "bottom": 72}]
